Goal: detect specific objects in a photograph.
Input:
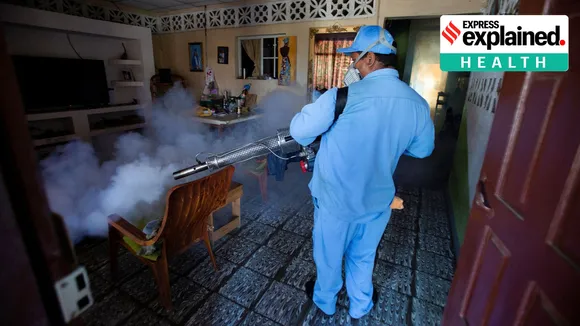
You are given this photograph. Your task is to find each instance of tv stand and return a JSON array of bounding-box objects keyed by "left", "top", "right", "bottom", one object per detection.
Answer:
[{"left": 27, "top": 104, "right": 147, "bottom": 156}]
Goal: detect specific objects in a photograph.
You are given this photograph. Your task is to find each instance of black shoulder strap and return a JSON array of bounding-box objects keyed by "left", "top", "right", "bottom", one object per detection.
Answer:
[
  {"left": 314, "top": 86, "right": 349, "bottom": 143},
  {"left": 333, "top": 86, "right": 349, "bottom": 124}
]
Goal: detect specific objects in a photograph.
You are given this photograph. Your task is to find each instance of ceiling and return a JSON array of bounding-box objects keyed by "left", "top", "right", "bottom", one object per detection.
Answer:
[{"left": 114, "top": 0, "right": 251, "bottom": 13}]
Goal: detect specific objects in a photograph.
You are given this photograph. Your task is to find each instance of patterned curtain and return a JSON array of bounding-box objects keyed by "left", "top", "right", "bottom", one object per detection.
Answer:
[{"left": 312, "top": 37, "right": 353, "bottom": 90}]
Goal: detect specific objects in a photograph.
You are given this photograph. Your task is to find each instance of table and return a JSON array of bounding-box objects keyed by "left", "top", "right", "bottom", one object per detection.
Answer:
[{"left": 192, "top": 110, "right": 263, "bottom": 135}]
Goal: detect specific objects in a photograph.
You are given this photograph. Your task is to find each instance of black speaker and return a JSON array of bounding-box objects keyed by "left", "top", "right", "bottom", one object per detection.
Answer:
[{"left": 159, "top": 69, "right": 172, "bottom": 83}]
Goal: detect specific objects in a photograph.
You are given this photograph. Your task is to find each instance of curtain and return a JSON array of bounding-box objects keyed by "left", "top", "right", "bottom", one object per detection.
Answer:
[
  {"left": 312, "top": 37, "right": 353, "bottom": 90},
  {"left": 242, "top": 39, "right": 262, "bottom": 77}
]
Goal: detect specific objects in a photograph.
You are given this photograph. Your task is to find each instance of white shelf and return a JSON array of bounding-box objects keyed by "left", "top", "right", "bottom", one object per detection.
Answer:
[
  {"left": 109, "top": 59, "right": 142, "bottom": 66},
  {"left": 113, "top": 81, "right": 144, "bottom": 87},
  {"left": 33, "top": 134, "right": 79, "bottom": 147},
  {"left": 26, "top": 104, "right": 140, "bottom": 121},
  {"left": 89, "top": 123, "right": 146, "bottom": 136}
]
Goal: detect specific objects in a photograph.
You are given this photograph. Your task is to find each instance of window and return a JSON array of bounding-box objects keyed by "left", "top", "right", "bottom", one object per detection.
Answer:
[
  {"left": 238, "top": 34, "right": 284, "bottom": 79},
  {"left": 312, "top": 33, "right": 356, "bottom": 90}
]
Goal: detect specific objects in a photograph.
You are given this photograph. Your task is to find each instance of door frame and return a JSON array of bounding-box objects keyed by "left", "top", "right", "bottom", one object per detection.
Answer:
[{"left": 0, "top": 24, "right": 78, "bottom": 325}]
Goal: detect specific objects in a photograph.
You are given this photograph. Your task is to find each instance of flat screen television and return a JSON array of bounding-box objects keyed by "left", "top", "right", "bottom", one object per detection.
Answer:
[{"left": 11, "top": 55, "right": 110, "bottom": 113}]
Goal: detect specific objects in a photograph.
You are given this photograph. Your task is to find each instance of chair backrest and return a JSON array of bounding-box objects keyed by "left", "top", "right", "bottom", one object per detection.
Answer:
[{"left": 159, "top": 166, "right": 234, "bottom": 256}]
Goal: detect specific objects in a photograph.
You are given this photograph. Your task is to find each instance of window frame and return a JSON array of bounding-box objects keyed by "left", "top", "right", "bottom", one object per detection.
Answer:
[{"left": 237, "top": 34, "right": 285, "bottom": 78}]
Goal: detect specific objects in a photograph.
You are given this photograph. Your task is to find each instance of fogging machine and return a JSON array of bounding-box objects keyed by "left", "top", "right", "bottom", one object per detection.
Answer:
[
  {"left": 173, "top": 87, "right": 349, "bottom": 180},
  {"left": 173, "top": 127, "right": 318, "bottom": 179}
]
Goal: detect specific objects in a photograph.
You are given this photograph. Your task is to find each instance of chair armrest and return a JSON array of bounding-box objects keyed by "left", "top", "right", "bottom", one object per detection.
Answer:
[
  {"left": 226, "top": 182, "right": 243, "bottom": 204},
  {"left": 108, "top": 214, "right": 156, "bottom": 247}
]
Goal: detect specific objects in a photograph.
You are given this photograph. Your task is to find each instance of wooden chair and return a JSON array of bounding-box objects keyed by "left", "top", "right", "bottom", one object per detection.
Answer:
[{"left": 107, "top": 166, "right": 235, "bottom": 310}]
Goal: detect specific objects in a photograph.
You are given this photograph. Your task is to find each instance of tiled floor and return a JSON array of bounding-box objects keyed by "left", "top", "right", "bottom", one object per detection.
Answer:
[{"left": 76, "top": 168, "right": 456, "bottom": 326}]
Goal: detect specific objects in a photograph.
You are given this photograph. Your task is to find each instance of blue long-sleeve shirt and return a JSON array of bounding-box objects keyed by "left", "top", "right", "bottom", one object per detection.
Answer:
[{"left": 290, "top": 68, "right": 435, "bottom": 223}]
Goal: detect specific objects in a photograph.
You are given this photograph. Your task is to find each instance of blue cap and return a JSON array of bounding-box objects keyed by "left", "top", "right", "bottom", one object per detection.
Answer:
[{"left": 337, "top": 25, "right": 397, "bottom": 55}]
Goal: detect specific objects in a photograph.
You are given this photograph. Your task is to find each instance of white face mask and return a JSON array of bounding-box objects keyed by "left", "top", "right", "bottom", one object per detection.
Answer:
[
  {"left": 343, "top": 63, "right": 362, "bottom": 86},
  {"left": 342, "top": 29, "right": 397, "bottom": 87}
]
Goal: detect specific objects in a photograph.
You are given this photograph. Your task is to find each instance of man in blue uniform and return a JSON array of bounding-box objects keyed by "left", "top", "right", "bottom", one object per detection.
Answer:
[{"left": 289, "top": 25, "right": 435, "bottom": 319}]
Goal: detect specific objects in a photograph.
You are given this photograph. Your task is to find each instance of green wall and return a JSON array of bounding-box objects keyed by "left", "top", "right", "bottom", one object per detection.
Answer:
[{"left": 448, "top": 104, "right": 470, "bottom": 247}]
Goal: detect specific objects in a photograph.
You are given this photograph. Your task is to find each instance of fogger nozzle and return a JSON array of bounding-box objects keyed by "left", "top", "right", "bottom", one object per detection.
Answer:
[
  {"left": 173, "top": 163, "right": 209, "bottom": 180},
  {"left": 172, "top": 128, "right": 301, "bottom": 180}
]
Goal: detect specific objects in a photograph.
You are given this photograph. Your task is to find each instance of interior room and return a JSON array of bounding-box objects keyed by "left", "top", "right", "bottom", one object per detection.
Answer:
[{"left": 1, "top": 0, "right": 578, "bottom": 325}]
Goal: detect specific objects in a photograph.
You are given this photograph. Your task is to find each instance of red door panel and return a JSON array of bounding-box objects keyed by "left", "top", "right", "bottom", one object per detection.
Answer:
[{"left": 443, "top": 0, "right": 580, "bottom": 324}]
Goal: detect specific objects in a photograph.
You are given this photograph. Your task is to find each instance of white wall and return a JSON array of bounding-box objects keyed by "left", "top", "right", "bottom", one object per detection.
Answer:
[
  {"left": 465, "top": 72, "right": 504, "bottom": 205},
  {"left": 0, "top": 3, "right": 155, "bottom": 106}
]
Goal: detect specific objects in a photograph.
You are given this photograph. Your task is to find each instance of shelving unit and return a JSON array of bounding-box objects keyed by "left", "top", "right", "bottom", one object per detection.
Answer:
[
  {"left": 27, "top": 104, "right": 147, "bottom": 153},
  {"left": 109, "top": 59, "right": 142, "bottom": 66},
  {"left": 112, "top": 81, "right": 144, "bottom": 87}
]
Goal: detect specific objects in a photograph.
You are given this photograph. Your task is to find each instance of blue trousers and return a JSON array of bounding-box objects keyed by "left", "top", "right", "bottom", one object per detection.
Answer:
[{"left": 312, "top": 198, "right": 390, "bottom": 318}]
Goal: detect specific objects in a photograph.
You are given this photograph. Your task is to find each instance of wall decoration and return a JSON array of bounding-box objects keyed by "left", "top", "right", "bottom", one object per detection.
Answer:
[
  {"left": 189, "top": 42, "right": 203, "bottom": 72},
  {"left": 278, "top": 36, "right": 297, "bottom": 86},
  {"left": 217, "top": 46, "right": 228, "bottom": 64},
  {"left": 25, "top": 0, "right": 376, "bottom": 35}
]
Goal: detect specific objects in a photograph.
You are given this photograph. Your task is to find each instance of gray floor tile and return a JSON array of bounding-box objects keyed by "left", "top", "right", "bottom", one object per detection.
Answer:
[
  {"left": 397, "top": 186, "right": 421, "bottom": 197},
  {"left": 397, "top": 193, "right": 419, "bottom": 217},
  {"left": 239, "top": 312, "right": 282, "bottom": 326},
  {"left": 418, "top": 217, "right": 452, "bottom": 239},
  {"left": 88, "top": 274, "right": 113, "bottom": 301},
  {"left": 416, "top": 250, "right": 455, "bottom": 281},
  {"left": 374, "top": 260, "right": 413, "bottom": 296},
  {"left": 282, "top": 257, "right": 316, "bottom": 291},
  {"left": 245, "top": 246, "right": 289, "bottom": 278},
  {"left": 415, "top": 271, "right": 452, "bottom": 307},
  {"left": 241, "top": 201, "right": 269, "bottom": 221},
  {"left": 382, "top": 224, "right": 417, "bottom": 248},
  {"left": 220, "top": 267, "right": 271, "bottom": 308},
  {"left": 283, "top": 214, "right": 314, "bottom": 237},
  {"left": 297, "top": 238, "right": 314, "bottom": 262},
  {"left": 418, "top": 233, "right": 454, "bottom": 258},
  {"left": 377, "top": 239, "right": 414, "bottom": 268},
  {"left": 184, "top": 293, "right": 246, "bottom": 326},
  {"left": 149, "top": 277, "right": 209, "bottom": 324},
  {"left": 216, "top": 236, "right": 260, "bottom": 264},
  {"left": 366, "top": 288, "right": 410, "bottom": 326},
  {"left": 302, "top": 305, "right": 353, "bottom": 325},
  {"left": 74, "top": 176, "right": 452, "bottom": 326},
  {"left": 119, "top": 269, "right": 159, "bottom": 304},
  {"left": 94, "top": 251, "right": 145, "bottom": 284},
  {"left": 296, "top": 202, "right": 314, "bottom": 220},
  {"left": 169, "top": 243, "right": 209, "bottom": 275},
  {"left": 237, "top": 221, "right": 277, "bottom": 244},
  {"left": 188, "top": 256, "right": 238, "bottom": 290},
  {"left": 82, "top": 290, "right": 137, "bottom": 326},
  {"left": 257, "top": 207, "right": 294, "bottom": 228},
  {"left": 123, "top": 308, "right": 172, "bottom": 326},
  {"left": 78, "top": 241, "right": 111, "bottom": 272},
  {"left": 255, "top": 281, "right": 309, "bottom": 325},
  {"left": 267, "top": 230, "right": 305, "bottom": 256},
  {"left": 412, "top": 297, "right": 444, "bottom": 326},
  {"left": 389, "top": 211, "right": 418, "bottom": 231}
]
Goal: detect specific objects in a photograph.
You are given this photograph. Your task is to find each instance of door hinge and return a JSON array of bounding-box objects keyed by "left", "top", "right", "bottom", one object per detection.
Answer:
[{"left": 54, "top": 266, "right": 94, "bottom": 323}]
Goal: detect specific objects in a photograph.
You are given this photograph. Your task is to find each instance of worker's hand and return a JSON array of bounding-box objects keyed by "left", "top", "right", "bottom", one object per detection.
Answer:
[{"left": 390, "top": 196, "right": 404, "bottom": 210}]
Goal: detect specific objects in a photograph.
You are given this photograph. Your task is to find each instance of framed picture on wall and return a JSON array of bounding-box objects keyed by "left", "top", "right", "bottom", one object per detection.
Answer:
[
  {"left": 188, "top": 42, "right": 203, "bottom": 72},
  {"left": 217, "top": 46, "right": 228, "bottom": 64}
]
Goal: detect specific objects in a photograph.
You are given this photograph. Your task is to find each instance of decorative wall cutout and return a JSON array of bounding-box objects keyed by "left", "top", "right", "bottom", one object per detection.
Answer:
[
  {"left": 23, "top": 0, "right": 375, "bottom": 35},
  {"left": 466, "top": 76, "right": 502, "bottom": 113}
]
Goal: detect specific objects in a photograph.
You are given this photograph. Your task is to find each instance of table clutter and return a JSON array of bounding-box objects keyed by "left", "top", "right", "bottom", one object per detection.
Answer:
[{"left": 198, "top": 83, "right": 254, "bottom": 117}]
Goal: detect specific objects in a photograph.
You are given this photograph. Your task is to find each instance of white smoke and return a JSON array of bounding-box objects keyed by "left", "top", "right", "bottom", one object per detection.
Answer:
[{"left": 40, "top": 84, "right": 306, "bottom": 243}]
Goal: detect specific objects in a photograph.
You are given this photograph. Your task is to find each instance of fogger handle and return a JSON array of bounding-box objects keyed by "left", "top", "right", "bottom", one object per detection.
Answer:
[{"left": 173, "top": 163, "right": 209, "bottom": 180}]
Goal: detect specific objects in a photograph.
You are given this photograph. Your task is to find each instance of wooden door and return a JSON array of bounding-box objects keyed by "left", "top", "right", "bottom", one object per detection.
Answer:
[
  {"left": 443, "top": 0, "right": 580, "bottom": 325},
  {"left": 0, "top": 26, "right": 80, "bottom": 324}
]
